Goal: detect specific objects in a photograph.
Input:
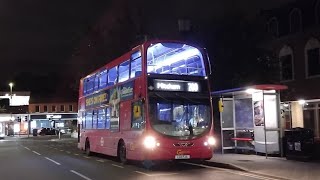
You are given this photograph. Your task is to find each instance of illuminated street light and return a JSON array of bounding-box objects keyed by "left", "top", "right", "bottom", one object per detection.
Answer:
[{"left": 9, "top": 82, "right": 14, "bottom": 101}]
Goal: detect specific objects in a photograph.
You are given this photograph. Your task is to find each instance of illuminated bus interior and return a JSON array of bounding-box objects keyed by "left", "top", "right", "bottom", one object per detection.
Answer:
[
  {"left": 147, "top": 43, "right": 206, "bottom": 76},
  {"left": 149, "top": 100, "right": 211, "bottom": 139}
]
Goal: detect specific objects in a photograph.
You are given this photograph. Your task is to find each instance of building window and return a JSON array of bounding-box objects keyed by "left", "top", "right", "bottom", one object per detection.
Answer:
[
  {"left": 69, "top": 105, "right": 73, "bottom": 112},
  {"left": 289, "top": 8, "right": 302, "bottom": 33},
  {"left": 60, "top": 105, "right": 65, "bottom": 112},
  {"left": 52, "top": 105, "right": 56, "bottom": 112},
  {"left": 267, "top": 17, "right": 278, "bottom": 37},
  {"left": 35, "top": 105, "right": 40, "bottom": 113},
  {"left": 44, "top": 105, "right": 48, "bottom": 112},
  {"left": 279, "top": 45, "right": 294, "bottom": 81},
  {"left": 305, "top": 38, "right": 320, "bottom": 77}
]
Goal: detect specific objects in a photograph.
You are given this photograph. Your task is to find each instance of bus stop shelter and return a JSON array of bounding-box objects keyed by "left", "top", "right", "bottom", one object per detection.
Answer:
[{"left": 212, "top": 84, "right": 287, "bottom": 157}]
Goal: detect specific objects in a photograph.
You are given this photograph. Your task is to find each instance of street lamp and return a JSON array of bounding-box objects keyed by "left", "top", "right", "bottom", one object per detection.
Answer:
[{"left": 9, "top": 82, "right": 14, "bottom": 100}]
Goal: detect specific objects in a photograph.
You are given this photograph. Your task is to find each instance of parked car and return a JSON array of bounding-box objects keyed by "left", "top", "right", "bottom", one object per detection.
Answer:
[{"left": 39, "top": 128, "right": 58, "bottom": 135}]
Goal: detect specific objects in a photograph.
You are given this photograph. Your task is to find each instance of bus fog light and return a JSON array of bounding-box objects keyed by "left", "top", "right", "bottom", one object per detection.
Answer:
[
  {"left": 144, "top": 136, "right": 157, "bottom": 149},
  {"left": 208, "top": 137, "right": 216, "bottom": 146}
]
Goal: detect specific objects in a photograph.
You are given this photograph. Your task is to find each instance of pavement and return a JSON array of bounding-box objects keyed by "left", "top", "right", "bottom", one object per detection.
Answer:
[{"left": 208, "top": 153, "right": 320, "bottom": 180}]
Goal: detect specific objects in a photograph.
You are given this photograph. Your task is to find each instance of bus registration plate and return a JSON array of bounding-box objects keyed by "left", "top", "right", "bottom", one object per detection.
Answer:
[{"left": 175, "top": 155, "right": 190, "bottom": 159}]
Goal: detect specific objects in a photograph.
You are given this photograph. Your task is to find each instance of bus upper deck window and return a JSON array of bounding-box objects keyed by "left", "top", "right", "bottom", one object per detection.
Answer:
[{"left": 130, "top": 51, "right": 142, "bottom": 78}]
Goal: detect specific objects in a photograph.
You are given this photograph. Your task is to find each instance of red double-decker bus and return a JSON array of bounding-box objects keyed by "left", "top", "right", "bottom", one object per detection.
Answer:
[{"left": 78, "top": 40, "right": 215, "bottom": 165}]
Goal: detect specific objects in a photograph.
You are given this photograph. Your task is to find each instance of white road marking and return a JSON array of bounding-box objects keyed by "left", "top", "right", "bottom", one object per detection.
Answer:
[
  {"left": 134, "top": 171, "right": 178, "bottom": 177},
  {"left": 24, "top": 147, "right": 30, "bottom": 150},
  {"left": 66, "top": 151, "right": 71, "bottom": 154},
  {"left": 83, "top": 156, "right": 90, "bottom": 159},
  {"left": 70, "top": 170, "right": 92, "bottom": 180},
  {"left": 135, "top": 171, "right": 151, "bottom": 176},
  {"left": 181, "top": 162, "right": 281, "bottom": 180},
  {"left": 32, "top": 151, "right": 41, "bottom": 155},
  {"left": 96, "top": 159, "right": 105, "bottom": 163},
  {"left": 111, "top": 164, "right": 124, "bottom": 168},
  {"left": 60, "top": 150, "right": 64, "bottom": 152},
  {"left": 45, "top": 157, "right": 61, "bottom": 165},
  {"left": 74, "top": 153, "right": 79, "bottom": 156}
]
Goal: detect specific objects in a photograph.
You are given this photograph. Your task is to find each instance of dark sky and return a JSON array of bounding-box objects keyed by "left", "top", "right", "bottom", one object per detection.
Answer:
[{"left": 0, "top": 0, "right": 293, "bottom": 91}]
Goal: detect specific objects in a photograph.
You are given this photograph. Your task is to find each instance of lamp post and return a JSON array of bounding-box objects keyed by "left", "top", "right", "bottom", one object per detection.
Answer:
[
  {"left": 9, "top": 82, "right": 13, "bottom": 102},
  {"left": 8, "top": 82, "right": 15, "bottom": 136}
]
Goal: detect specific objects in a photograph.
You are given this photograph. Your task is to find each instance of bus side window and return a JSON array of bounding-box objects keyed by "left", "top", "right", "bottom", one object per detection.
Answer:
[
  {"left": 130, "top": 51, "right": 142, "bottom": 78},
  {"left": 118, "top": 60, "right": 130, "bottom": 83},
  {"left": 85, "top": 111, "right": 93, "bottom": 129},
  {"left": 99, "top": 70, "right": 108, "bottom": 89},
  {"left": 108, "top": 66, "right": 118, "bottom": 85},
  {"left": 131, "top": 101, "right": 144, "bottom": 129},
  {"left": 94, "top": 74, "right": 99, "bottom": 91}
]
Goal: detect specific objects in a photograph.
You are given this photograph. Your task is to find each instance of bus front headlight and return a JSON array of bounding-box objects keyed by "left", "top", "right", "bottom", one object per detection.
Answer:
[
  {"left": 143, "top": 136, "right": 159, "bottom": 149},
  {"left": 204, "top": 136, "right": 216, "bottom": 146}
]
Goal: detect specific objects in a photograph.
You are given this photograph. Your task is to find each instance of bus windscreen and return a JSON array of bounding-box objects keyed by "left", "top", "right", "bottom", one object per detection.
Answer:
[{"left": 147, "top": 43, "right": 206, "bottom": 76}]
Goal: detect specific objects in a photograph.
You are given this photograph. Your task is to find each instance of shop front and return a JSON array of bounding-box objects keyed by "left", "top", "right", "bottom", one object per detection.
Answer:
[
  {"left": 30, "top": 113, "right": 77, "bottom": 134},
  {"left": 212, "top": 84, "right": 287, "bottom": 157}
]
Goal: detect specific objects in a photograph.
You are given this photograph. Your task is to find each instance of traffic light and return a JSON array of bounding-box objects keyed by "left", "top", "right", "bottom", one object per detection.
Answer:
[
  {"left": 17, "top": 117, "right": 21, "bottom": 122},
  {"left": 24, "top": 116, "right": 28, "bottom": 122}
]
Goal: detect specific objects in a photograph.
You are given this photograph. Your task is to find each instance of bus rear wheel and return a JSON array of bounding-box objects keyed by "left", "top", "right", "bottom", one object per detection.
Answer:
[
  {"left": 85, "top": 140, "right": 91, "bottom": 156},
  {"left": 118, "top": 141, "right": 127, "bottom": 164}
]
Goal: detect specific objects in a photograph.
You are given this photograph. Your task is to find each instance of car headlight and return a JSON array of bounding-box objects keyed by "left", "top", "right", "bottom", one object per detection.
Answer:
[
  {"left": 204, "top": 136, "right": 216, "bottom": 146},
  {"left": 143, "top": 136, "right": 160, "bottom": 149}
]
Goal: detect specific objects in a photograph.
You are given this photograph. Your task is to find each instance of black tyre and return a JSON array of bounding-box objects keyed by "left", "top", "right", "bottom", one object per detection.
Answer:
[
  {"left": 85, "top": 140, "right": 91, "bottom": 156},
  {"left": 118, "top": 141, "right": 127, "bottom": 164}
]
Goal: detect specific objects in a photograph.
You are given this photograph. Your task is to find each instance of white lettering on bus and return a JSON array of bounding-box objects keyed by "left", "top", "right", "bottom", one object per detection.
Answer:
[{"left": 156, "top": 82, "right": 181, "bottom": 91}]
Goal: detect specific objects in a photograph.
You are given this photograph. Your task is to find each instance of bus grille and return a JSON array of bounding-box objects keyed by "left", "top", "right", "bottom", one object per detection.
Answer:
[{"left": 173, "top": 142, "right": 194, "bottom": 147}]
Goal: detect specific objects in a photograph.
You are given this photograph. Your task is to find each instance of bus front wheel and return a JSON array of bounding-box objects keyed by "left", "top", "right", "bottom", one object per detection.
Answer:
[
  {"left": 85, "top": 140, "right": 91, "bottom": 156},
  {"left": 118, "top": 141, "right": 127, "bottom": 164}
]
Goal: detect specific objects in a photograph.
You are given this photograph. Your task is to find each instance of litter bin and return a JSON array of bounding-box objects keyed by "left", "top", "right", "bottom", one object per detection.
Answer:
[
  {"left": 285, "top": 127, "right": 314, "bottom": 160},
  {"left": 32, "top": 129, "right": 38, "bottom": 136}
]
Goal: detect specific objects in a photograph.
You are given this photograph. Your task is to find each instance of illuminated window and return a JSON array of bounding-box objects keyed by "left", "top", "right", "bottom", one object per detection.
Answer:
[
  {"left": 84, "top": 76, "right": 95, "bottom": 95},
  {"left": 108, "top": 66, "right": 118, "bottom": 85},
  {"left": 118, "top": 60, "right": 130, "bottom": 83},
  {"left": 99, "top": 70, "right": 108, "bottom": 89},
  {"left": 35, "top": 105, "right": 40, "bottom": 113},
  {"left": 147, "top": 43, "right": 206, "bottom": 76},
  {"left": 85, "top": 111, "right": 93, "bottom": 129},
  {"left": 92, "top": 110, "right": 97, "bottom": 129},
  {"left": 105, "top": 108, "right": 110, "bottom": 129},
  {"left": 94, "top": 74, "right": 99, "bottom": 91},
  {"left": 130, "top": 51, "right": 142, "bottom": 78},
  {"left": 97, "top": 109, "right": 105, "bottom": 129}
]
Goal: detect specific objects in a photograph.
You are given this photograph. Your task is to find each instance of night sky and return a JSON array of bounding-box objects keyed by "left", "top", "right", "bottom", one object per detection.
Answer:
[{"left": 0, "top": 0, "right": 293, "bottom": 94}]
